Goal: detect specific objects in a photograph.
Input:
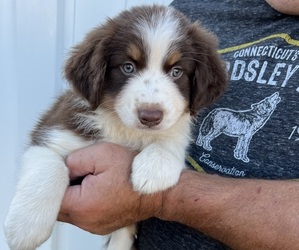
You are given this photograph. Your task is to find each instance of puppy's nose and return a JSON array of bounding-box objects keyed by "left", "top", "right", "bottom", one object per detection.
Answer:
[{"left": 138, "top": 109, "right": 163, "bottom": 127}]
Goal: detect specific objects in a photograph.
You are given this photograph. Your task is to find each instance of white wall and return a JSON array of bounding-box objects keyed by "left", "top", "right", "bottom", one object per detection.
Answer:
[{"left": 0, "top": 0, "right": 171, "bottom": 249}]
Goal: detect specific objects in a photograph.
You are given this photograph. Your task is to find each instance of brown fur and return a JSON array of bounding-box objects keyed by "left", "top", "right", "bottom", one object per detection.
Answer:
[
  {"left": 64, "top": 5, "right": 226, "bottom": 111},
  {"left": 32, "top": 5, "right": 227, "bottom": 145}
]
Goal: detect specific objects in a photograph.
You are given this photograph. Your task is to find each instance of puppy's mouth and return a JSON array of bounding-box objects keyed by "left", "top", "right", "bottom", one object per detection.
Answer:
[{"left": 137, "top": 123, "right": 163, "bottom": 131}]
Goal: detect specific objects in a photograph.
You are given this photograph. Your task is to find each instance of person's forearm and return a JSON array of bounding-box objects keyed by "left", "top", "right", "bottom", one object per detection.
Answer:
[{"left": 159, "top": 170, "right": 299, "bottom": 249}]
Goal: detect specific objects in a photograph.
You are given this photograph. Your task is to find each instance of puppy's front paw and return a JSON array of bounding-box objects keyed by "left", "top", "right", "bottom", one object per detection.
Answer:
[
  {"left": 4, "top": 199, "right": 56, "bottom": 250},
  {"left": 4, "top": 145, "right": 70, "bottom": 250},
  {"left": 131, "top": 146, "right": 183, "bottom": 194}
]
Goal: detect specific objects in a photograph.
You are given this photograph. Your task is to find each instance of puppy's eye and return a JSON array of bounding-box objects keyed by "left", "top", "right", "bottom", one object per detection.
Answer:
[
  {"left": 170, "top": 67, "right": 183, "bottom": 78},
  {"left": 121, "top": 62, "right": 136, "bottom": 75}
]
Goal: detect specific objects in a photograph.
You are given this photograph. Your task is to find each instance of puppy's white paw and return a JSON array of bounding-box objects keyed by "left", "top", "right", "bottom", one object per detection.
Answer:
[
  {"left": 4, "top": 199, "right": 57, "bottom": 250},
  {"left": 131, "top": 146, "right": 184, "bottom": 194},
  {"left": 4, "top": 146, "right": 69, "bottom": 250}
]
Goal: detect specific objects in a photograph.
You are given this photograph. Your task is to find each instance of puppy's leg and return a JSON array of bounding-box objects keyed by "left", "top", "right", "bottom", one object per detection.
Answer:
[
  {"left": 4, "top": 145, "right": 69, "bottom": 250},
  {"left": 131, "top": 141, "right": 186, "bottom": 194},
  {"left": 107, "top": 225, "right": 136, "bottom": 250}
]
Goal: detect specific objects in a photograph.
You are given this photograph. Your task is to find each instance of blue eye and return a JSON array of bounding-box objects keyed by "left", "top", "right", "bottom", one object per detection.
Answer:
[
  {"left": 121, "top": 62, "right": 136, "bottom": 75},
  {"left": 170, "top": 67, "right": 183, "bottom": 78}
]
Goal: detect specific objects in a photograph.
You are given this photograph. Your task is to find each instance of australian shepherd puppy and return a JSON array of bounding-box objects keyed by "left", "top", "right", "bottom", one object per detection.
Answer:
[{"left": 4, "top": 5, "right": 226, "bottom": 250}]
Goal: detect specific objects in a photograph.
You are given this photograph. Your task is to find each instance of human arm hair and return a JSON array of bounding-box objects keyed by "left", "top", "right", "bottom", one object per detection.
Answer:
[{"left": 160, "top": 169, "right": 299, "bottom": 249}]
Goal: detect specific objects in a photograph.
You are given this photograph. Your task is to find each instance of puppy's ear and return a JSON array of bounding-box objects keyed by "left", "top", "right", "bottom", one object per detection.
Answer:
[
  {"left": 188, "top": 22, "right": 227, "bottom": 115},
  {"left": 64, "top": 28, "right": 109, "bottom": 110}
]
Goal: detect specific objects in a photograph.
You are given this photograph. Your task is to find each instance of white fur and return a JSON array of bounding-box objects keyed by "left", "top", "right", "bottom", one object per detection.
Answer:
[
  {"left": 4, "top": 146, "right": 69, "bottom": 250},
  {"left": 115, "top": 72, "right": 187, "bottom": 132},
  {"left": 45, "top": 128, "right": 94, "bottom": 156},
  {"left": 136, "top": 7, "right": 182, "bottom": 71},
  {"left": 106, "top": 225, "right": 136, "bottom": 250},
  {"left": 4, "top": 130, "right": 92, "bottom": 250}
]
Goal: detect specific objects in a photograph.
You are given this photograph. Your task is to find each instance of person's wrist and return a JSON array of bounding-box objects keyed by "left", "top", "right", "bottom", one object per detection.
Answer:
[
  {"left": 155, "top": 169, "right": 223, "bottom": 223},
  {"left": 155, "top": 170, "right": 192, "bottom": 222},
  {"left": 137, "top": 171, "right": 188, "bottom": 222},
  {"left": 138, "top": 190, "right": 164, "bottom": 221}
]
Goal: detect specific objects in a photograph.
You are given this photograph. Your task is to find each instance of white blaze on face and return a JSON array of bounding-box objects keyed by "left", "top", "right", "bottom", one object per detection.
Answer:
[
  {"left": 115, "top": 8, "right": 188, "bottom": 131},
  {"left": 137, "top": 8, "right": 182, "bottom": 72}
]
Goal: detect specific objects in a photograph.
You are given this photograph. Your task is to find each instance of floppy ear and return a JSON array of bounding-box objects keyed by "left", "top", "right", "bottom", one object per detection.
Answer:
[
  {"left": 188, "top": 22, "right": 227, "bottom": 115},
  {"left": 64, "top": 27, "right": 108, "bottom": 110}
]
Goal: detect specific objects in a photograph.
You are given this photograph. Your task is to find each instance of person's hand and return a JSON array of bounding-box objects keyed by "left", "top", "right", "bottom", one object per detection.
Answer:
[{"left": 58, "top": 142, "right": 163, "bottom": 235}]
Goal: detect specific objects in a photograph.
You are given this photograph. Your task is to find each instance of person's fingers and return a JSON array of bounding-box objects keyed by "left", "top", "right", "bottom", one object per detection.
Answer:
[
  {"left": 58, "top": 174, "right": 102, "bottom": 225},
  {"left": 57, "top": 185, "right": 82, "bottom": 223},
  {"left": 66, "top": 143, "right": 110, "bottom": 180},
  {"left": 66, "top": 142, "right": 137, "bottom": 180}
]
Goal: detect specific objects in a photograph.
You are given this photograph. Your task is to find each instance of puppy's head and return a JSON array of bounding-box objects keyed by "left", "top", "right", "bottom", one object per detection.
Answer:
[{"left": 65, "top": 5, "right": 227, "bottom": 131}]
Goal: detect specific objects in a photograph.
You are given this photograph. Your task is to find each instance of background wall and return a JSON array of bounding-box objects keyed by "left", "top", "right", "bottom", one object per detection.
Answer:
[{"left": 0, "top": 0, "right": 171, "bottom": 249}]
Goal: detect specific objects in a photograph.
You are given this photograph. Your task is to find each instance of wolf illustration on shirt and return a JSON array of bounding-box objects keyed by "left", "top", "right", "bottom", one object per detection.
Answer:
[{"left": 196, "top": 92, "right": 281, "bottom": 163}]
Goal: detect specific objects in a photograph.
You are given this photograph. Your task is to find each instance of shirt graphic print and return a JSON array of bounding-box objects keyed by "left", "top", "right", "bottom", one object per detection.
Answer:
[
  {"left": 187, "top": 33, "right": 299, "bottom": 180},
  {"left": 196, "top": 92, "right": 281, "bottom": 163}
]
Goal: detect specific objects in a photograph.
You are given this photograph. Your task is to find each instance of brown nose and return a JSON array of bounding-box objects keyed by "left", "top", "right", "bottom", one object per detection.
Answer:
[{"left": 138, "top": 109, "right": 163, "bottom": 127}]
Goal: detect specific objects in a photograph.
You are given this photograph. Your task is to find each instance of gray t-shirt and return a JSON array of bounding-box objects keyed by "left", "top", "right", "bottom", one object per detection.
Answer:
[{"left": 137, "top": 0, "right": 299, "bottom": 249}]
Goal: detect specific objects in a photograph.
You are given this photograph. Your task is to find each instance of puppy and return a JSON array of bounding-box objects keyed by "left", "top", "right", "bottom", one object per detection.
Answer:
[{"left": 4, "top": 5, "right": 226, "bottom": 250}]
